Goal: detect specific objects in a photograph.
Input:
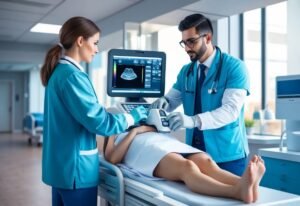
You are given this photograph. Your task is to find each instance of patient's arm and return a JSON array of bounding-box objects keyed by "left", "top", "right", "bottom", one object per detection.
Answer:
[{"left": 105, "top": 126, "right": 156, "bottom": 164}]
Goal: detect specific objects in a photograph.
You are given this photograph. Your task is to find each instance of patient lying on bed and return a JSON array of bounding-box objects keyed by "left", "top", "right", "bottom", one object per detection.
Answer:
[{"left": 104, "top": 126, "right": 266, "bottom": 204}]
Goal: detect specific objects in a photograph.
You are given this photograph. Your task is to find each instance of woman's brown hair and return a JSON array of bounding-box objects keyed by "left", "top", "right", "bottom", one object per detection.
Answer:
[{"left": 40, "top": 16, "right": 101, "bottom": 86}]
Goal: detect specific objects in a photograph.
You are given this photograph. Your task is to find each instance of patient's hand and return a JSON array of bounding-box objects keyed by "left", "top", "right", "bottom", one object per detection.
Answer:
[{"left": 131, "top": 125, "right": 157, "bottom": 135}]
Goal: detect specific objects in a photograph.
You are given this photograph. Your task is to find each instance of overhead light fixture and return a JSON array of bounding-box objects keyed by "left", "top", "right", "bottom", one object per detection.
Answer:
[{"left": 30, "top": 23, "right": 62, "bottom": 34}]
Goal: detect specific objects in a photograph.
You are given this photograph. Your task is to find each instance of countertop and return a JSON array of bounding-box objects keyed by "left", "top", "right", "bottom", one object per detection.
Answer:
[
  {"left": 259, "top": 147, "right": 300, "bottom": 163},
  {"left": 247, "top": 134, "right": 286, "bottom": 144}
]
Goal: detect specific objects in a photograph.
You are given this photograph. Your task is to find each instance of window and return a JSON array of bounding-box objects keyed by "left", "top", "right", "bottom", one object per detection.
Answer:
[
  {"left": 243, "top": 2, "right": 287, "bottom": 136},
  {"left": 265, "top": 2, "right": 287, "bottom": 135},
  {"left": 243, "top": 9, "right": 262, "bottom": 120}
]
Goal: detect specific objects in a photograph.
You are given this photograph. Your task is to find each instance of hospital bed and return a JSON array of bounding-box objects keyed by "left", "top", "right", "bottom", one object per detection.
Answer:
[
  {"left": 98, "top": 155, "right": 300, "bottom": 206},
  {"left": 23, "top": 113, "right": 43, "bottom": 146}
]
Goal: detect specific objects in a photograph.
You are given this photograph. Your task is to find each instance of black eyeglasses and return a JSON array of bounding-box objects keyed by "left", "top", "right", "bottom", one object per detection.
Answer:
[{"left": 179, "top": 34, "right": 207, "bottom": 48}]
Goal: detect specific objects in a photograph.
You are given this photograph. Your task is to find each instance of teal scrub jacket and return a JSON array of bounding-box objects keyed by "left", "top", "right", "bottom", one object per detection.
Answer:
[
  {"left": 173, "top": 50, "right": 250, "bottom": 163},
  {"left": 42, "top": 61, "right": 127, "bottom": 189}
]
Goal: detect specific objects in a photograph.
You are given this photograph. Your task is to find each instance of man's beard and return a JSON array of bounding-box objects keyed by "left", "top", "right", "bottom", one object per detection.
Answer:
[{"left": 187, "top": 39, "right": 207, "bottom": 62}]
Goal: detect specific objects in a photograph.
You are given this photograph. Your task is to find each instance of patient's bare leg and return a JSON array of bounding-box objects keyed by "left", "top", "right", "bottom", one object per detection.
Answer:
[
  {"left": 153, "top": 153, "right": 256, "bottom": 203},
  {"left": 187, "top": 153, "right": 240, "bottom": 185}
]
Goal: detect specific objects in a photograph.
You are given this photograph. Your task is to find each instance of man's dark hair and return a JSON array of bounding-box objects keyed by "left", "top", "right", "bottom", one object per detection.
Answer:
[{"left": 178, "top": 13, "right": 213, "bottom": 35}]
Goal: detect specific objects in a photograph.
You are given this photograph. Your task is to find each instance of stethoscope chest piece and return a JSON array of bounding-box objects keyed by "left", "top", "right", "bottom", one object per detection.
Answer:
[
  {"left": 208, "top": 80, "right": 218, "bottom": 94},
  {"left": 208, "top": 87, "right": 217, "bottom": 94}
]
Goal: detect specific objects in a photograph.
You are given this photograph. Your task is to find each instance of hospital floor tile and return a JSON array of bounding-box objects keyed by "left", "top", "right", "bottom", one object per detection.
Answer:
[
  {"left": 0, "top": 133, "right": 104, "bottom": 206},
  {"left": 0, "top": 133, "right": 50, "bottom": 206}
]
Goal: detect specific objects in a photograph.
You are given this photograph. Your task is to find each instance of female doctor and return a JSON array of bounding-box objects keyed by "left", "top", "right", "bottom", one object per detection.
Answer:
[
  {"left": 40, "top": 16, "right": 146, "bottom": 206},
  {"left": 151, "top": 13, "right": 250, "bottom": 176}
]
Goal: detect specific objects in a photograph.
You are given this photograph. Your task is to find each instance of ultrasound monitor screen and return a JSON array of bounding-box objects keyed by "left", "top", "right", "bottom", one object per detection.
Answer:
[
  {"left": 114, "top": 64, "right": 144, "bottom": 88},
  {"left": 107, "top": 49, "right": 166, "bottom": 98}
]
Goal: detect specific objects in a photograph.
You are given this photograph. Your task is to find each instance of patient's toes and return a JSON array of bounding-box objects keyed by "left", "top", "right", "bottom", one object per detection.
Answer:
[
  {"left": 251, "top": 155, "right": 259, "bottom": 163},
  {"left": 258, "top": 156, "right": 265, "bottom": 164}
]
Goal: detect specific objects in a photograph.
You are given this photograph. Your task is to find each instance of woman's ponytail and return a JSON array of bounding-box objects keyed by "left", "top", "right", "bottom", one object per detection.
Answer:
[{"left": 40, "top": 45, "right": 63, "bottom": 86}]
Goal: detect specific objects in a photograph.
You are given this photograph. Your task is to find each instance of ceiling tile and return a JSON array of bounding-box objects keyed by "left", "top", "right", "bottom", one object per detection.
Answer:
[{"left": 0, "top": 0, "right": 60, "bottom": 14}]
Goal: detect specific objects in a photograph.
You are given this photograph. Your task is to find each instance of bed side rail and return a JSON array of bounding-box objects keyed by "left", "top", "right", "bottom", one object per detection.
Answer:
[{"left": 99, "top": 155, "right": 124, "bottom": 206}]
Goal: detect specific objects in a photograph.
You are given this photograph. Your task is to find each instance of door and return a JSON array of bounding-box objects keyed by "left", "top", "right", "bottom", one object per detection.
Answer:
[{"left": 0, "top": 81, "right": 12, "bottom": 132}]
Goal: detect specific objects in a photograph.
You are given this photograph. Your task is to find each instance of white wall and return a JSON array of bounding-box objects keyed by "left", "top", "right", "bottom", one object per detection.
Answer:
[
  {"left": 287, "top": 0, "right": 300, "bottom": 74},
  {"left": 157, "top": 26, "right": 189, "bottom": 93},
  {"left": 214, "top": 18, "right": 229, "bottom": 53},
  {"left": 213, "top": 15, "right": 241, "bottom": 58},
  {"left": 0, "top": 71, "right": 28, "bottom": 131},
  {"left": 29, "top": 69, "right": 44, "bottom": 113}
]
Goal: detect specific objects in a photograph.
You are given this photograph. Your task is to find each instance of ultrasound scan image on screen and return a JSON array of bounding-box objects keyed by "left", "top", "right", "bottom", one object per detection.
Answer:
[
  {"left": 107, "top": 49, "right": 166, "bottom": 99},
  {"left": 115, "top": 64, "right": 145, "bottom": 88}
]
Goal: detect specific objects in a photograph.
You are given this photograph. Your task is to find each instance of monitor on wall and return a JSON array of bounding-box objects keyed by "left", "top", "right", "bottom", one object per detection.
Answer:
[{"left": 107, "top": 49, "right": 166, "bottom": 102}]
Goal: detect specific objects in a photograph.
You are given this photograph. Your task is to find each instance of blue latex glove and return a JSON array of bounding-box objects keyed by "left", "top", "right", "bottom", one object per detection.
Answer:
[
  {"left": 130, "top": 106, "right": 148, "bottom": 124},
  {"left": 167, "top": 112, "right": 196, "bottom": 131}
]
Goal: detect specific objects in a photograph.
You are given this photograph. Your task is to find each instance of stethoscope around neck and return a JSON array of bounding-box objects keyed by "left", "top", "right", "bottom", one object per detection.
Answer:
[
  {"left": 60, "top": 57, "right": 81, "bottom": 71},
  {"left": 185, "top": 46, "right": 223, "bottom": 95}
]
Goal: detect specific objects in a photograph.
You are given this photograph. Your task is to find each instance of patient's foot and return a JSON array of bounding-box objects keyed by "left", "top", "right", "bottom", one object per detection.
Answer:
[
  {"left": 235, "top": 155, "right": 266, "bottom": 203},
  {"left": 235, "top": 161, "right": 255, "bottom": 203},
  {"left": 252, "top": 156, "right": 266, "bottom": 202}
]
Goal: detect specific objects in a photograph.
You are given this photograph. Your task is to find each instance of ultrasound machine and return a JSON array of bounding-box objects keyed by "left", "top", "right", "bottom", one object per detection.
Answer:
[{"left": 106, "top": 49, "right": 166, "bottom": 113}]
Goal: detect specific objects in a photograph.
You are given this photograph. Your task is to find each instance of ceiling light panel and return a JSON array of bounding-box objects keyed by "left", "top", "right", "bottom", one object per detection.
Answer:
[{"left": 30, "top": 23, "right": 61, "bottom": 34}]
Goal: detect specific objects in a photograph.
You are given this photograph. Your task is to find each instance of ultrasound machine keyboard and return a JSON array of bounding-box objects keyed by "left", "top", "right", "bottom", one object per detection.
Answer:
[{"left": 120, "top": 103, "right": 151, "bottom": 113}]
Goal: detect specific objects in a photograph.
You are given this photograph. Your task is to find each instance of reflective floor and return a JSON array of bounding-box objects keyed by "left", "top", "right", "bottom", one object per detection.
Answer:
[{"left": 0, "top": 133, "right": 50, "bottom": 206}]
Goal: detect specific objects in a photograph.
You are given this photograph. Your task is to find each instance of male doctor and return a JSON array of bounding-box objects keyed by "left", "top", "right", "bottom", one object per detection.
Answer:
[{"left": 151, "top": 13, "right": 250, "bottom": 176}]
